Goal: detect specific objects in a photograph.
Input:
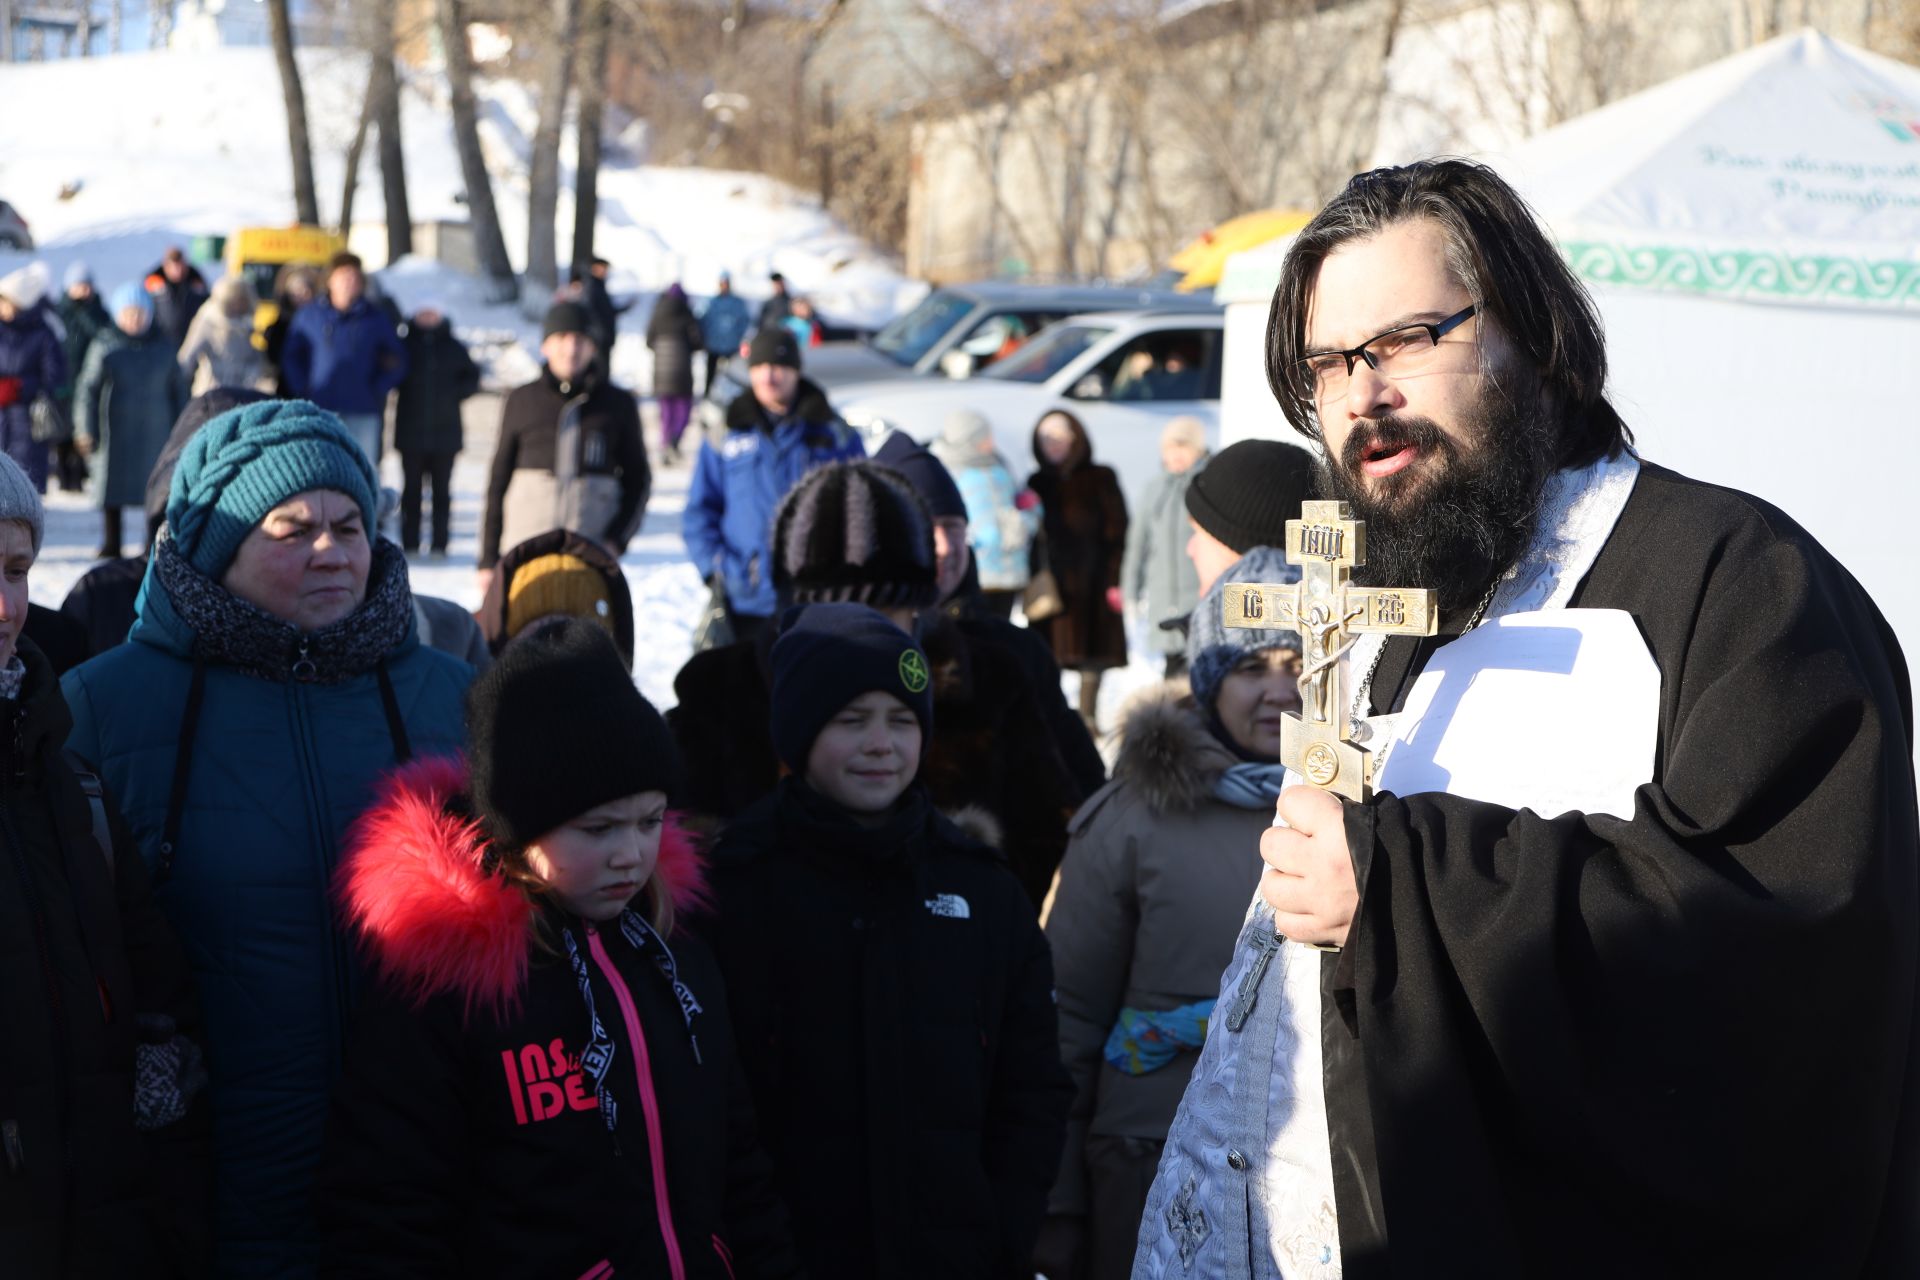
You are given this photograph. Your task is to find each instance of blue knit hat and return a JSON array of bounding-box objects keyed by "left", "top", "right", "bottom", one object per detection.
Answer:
[
  {"left": 1187, "top": 546, "right": 1303, "bottom": 710},
  {"left": 109, "top": 282, "right": 152, "bottom": 318},
  {"left": 64, "top": 260, "right": 94, "bottom": 290},
  {"left": 166, "top": 399, "right": 379, "bottom": 579},
  {"left": 769, "top": 603, "right": 935, "bottom": 773}
]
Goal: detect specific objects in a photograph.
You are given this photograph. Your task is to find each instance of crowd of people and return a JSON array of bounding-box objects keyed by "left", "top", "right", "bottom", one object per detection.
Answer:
[{"left": 2, "top": 152, "right": 1917, "bottom": 1280}]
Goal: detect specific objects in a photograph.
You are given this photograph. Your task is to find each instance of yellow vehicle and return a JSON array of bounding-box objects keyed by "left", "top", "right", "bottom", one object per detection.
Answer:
[
  {"left": 1169, "top": 209, "right": 1313, "bottom": 292},
  {"left": 224, "top": 224, "right": 345, "bottom": 349}
]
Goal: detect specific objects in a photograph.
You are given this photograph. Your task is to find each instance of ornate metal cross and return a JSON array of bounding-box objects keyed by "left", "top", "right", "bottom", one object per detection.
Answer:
[{"left": 1221, "top": 499, "right": 1439, "bottom": 801}]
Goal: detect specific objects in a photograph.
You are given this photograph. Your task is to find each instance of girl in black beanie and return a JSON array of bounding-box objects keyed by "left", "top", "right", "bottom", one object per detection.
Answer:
[{"left": 317, "top": 619, "right": 800, "bottom": 1278}]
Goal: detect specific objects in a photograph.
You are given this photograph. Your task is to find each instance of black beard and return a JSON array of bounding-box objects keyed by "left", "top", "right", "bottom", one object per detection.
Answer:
[{"left": 1318, "top": 373, "right": 1559, "bottom": 618}]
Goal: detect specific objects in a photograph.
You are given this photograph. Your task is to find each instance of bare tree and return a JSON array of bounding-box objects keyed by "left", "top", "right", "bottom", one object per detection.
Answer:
[
  {"left": 437, "top": 0, "right": 516, "bottom": 294},
  {"left": 571, "top": 0, "right": 612, "bottom": 271},
  {"left": 268, "top": 0, "right": 320, "bottom": 224},
  {"left": 370, "top": 0, "right": 413, "bottom": 260},
  {"left": 338, "top": 76, "right": 376, "bottom": 232},
  {"left": 524, "top": 0, "right": 582, "bottom": 302}
]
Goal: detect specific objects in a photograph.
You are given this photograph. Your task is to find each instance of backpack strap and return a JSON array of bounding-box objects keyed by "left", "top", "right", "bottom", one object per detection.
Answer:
[{"left": 64, "top": 749, "right": 114, "bottom": 883}]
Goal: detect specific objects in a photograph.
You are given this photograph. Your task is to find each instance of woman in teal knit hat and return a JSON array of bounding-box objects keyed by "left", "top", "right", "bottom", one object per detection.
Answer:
[{"left": 62, "top": 397, "right": 474, "bottom": 1279}]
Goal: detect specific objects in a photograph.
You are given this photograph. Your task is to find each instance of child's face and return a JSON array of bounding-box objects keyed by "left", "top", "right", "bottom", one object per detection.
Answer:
[
  {"left": 805, "top": 690, "right": 922, "bottom": 815},
  {"left": 525, "top": 790, "right": 669, "bottom": 923}
]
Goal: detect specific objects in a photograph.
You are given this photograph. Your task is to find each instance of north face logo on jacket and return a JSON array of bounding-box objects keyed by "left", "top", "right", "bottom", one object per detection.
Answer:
[{"left": 925, "top": 893, "right": 971, "bottom": 920}]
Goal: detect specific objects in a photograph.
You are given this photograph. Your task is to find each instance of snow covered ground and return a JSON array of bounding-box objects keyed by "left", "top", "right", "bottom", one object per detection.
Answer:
[
  {"left": 0, "top": 46, "right": 923, "bottom": 340},
  {"left": 3, "top": 44, "right": 1157, "bottom": 732}
]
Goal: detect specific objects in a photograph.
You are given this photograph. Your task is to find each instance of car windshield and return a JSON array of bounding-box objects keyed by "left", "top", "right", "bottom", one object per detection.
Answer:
[
  {"left": 870, "top": 290, "right": 974, "bottom": 366},
  {"left": 978, "top": 323, "right": 1113, "bottom": 383}
]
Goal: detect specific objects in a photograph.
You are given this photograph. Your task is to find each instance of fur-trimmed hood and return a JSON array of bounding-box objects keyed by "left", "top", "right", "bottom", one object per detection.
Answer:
[
  {"left": 336, "top": 756, "right": 710, "bottom": 1020},
  {"left": 1110, "top": 682, "right": 1239, "bottom": 816}
]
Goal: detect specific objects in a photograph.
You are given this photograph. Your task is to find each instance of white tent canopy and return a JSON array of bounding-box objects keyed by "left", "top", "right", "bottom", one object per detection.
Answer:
[{"left": 1217, "top": 29, "right": 1920, "bottom": 664}]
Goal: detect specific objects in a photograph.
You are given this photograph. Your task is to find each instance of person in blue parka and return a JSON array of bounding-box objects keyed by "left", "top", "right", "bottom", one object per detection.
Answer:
[
  {"left": 681, "top": 324, "right": 863, "bottom": 639},
  {"left": 61, "top": 399, "right": 472, "bottom": 1279}
]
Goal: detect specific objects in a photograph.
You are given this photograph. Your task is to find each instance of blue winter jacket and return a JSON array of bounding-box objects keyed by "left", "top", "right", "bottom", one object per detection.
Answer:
[
  {"left": 281, "top": 298, "right": 407, "bottom": 416},
  {"left": 700, "top": 291, "right": 752, "bottom": 355},
  {"left": 61, "top": 557, "right": 471, "bottom": 1279},
  {"left": 952, "top": 454, "right": 1040, "bottom": 592},
  {"left": 683, "top": 379, "right": 865, "bottom": 618}
]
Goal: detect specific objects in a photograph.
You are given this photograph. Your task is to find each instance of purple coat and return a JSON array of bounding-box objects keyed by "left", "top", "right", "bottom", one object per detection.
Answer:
[{"left": 0, "top": 305, "right": 66, "bottom": 488}]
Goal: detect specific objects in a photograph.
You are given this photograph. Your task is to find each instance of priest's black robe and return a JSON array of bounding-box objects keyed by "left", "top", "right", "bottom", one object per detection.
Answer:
[{"left": 1326, "top": 460, "right": 1920, "bottom": 1276}]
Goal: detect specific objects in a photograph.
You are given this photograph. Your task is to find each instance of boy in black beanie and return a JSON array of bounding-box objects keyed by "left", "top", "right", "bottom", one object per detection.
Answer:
[{"left": 703, "top": 602, "right": 1072, "bottom": 1280}]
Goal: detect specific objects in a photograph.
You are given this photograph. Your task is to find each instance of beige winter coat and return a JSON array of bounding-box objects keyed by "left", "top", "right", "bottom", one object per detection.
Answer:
[
  {"left": 177, "top": 278, "right": 263, "bottom": 395},
  {"left": 1043, "top": 684, "right": 1275, "bottom": 1214}
]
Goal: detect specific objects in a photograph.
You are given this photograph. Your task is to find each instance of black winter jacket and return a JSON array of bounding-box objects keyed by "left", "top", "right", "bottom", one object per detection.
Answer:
[
  {"left": 319, "top": 758, "right": 800, "bottom": 1279},
  {"left": 393, "top": 319, "right": 481, "bottom": 456},
  {"left": 480, "top": 369, "right": 650, "bottom": 568},
  {"left": 0, "top": 637, "right": 210, "bottom": 1276},
  {"left": 704, "top": 780, "right": 1072, "bottom": 1279}
]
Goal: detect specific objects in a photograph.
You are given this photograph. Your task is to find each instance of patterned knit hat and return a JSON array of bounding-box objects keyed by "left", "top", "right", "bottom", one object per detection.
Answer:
[
  {"left": 769, "top": 603, "right": 934, "bottom": 773},
  {"left": 771, "top": 461, "right": 938, "bottom": 610},
  {"left": 0, "top": 452, "right": 44, "bottom": 553},
  {"left": 166, "top": 399, "right": 379, "bottom": 579},
  {"left": 1186, "top": 545, "right": 1303, "bottom": 710},
  {"left": 1183, "top": 439, "right": 1318, "bottom": 554}
]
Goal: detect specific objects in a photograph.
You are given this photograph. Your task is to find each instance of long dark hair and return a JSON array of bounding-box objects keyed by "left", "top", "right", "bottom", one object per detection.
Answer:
[{"left": 1265, "top": 159, "right": 1630, "bottom": 469}]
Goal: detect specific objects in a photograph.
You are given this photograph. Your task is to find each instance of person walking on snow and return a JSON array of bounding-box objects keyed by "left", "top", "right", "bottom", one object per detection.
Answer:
[
  {"left": 393, "top": 303, "right": 481, "bottom": 558},
  {"left": 478, "top": 302, "right": 649, "bottom": 589},
  {"left": 279, "top": 252, "right": 407, "bottom": 465},
  {"left": 646, "top": 283, "right": 704, "bottom": 464},
  {"left": 681, "top": 325, "right": 863, "bottom": 641},
  {"left": 0, "top": 262, "right": 66, "bottom": 492},
  {"left": 73, "top": 283, "right": 188, "bottom": 558},
  {"left": 699, "top": 271, "right": 751, "bottom": 398}
]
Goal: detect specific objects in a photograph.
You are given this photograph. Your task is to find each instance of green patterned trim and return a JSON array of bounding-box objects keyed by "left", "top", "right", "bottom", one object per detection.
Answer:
[{"left": 1563, "top": 241, "right": 1920, "bottom": 308}]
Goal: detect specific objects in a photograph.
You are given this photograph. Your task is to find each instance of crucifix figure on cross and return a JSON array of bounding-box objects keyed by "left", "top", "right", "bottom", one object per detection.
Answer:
[{"left": 1221, "top": 499, "right": 1440, "bottom": 801}]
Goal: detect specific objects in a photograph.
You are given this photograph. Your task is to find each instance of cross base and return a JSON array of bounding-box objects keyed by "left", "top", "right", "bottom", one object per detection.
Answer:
[{"left": 1281, "top": 712, "right": 1375, "bottom": 803}]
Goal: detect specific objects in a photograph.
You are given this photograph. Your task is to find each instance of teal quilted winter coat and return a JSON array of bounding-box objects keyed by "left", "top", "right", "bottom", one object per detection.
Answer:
[{"left": 60, "top": 563, "right": 472, "bottom": 1279}]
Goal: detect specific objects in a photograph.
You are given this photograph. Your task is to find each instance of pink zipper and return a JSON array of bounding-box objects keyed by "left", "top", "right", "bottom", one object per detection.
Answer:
[{"left": 586, "top": 926, "right": 687, "bottom": 1280}]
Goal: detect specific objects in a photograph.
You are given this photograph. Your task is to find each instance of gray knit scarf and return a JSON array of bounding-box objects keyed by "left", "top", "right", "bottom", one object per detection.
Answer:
[
  {"left": 0, "top": 656, "right": 24, "bottom": 701},
  {"left": 152, "top": 528, "right": 416, "bottom": 683}
]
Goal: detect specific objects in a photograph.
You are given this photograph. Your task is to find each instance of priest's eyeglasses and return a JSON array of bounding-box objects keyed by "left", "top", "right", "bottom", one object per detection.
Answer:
[{"left": 1299, "top": 304, "right": 1478, "bottom": 402}]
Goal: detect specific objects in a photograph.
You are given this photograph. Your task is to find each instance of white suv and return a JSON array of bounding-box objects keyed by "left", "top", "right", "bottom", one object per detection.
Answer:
[{"left": 833, "top": 309, "right": 1225, "bottom": 496}]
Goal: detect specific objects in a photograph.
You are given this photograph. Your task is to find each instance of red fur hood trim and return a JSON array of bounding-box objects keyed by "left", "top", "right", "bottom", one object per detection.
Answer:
[{"left": 336, "top": 756, "right": 711, "bottom": 1020}]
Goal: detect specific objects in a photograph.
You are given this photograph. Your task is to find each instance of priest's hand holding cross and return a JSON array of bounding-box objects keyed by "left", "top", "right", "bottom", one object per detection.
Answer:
[
  {"left": 1258, "top": 787, "right": 1356, "bottom": 948},
  {"left": 1225, "top": 499, "right": 1439, "bottom": 948}
]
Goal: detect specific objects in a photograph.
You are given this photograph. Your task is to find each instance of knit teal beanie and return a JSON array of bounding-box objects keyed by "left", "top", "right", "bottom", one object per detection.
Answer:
[{"left": 167, "top": 399, "right": 379, "bottom": 579}]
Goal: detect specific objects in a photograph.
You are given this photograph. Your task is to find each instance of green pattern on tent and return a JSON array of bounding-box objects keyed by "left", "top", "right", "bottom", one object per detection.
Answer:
[{"left": 1563, "top": 241, "right": 1920, "bottom": 308}]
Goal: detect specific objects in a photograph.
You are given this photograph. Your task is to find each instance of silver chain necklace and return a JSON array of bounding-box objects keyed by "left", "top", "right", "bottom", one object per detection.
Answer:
[{"left": 1348, "top": 574, "right": 1502, "bottom": 733}]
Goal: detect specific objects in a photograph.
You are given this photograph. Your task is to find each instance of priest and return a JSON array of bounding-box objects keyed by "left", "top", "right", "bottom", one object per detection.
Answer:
[{"left": 1133, "top": 159, "right": 1919, "bottom": 1278}]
